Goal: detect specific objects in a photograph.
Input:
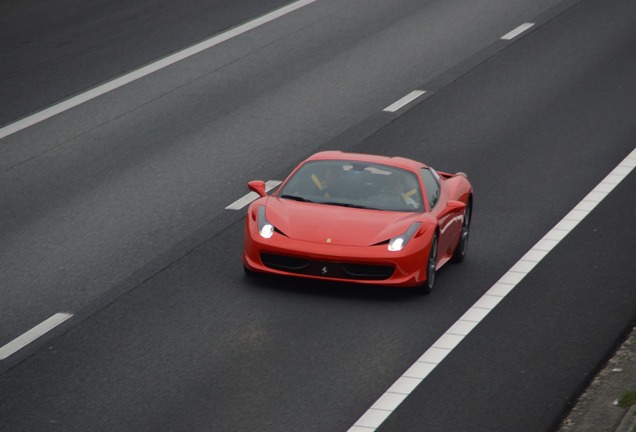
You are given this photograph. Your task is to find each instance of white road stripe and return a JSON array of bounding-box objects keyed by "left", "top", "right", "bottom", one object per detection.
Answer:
[
  {"left": 0, "top": 313, "right": 73, "bottom": 360},
  {"left": 501, "top": 22, "right": 535, "bottom": 40},
  {"left": 348, "top": 146, "right": 636, "bottom": 432},
  {"left": 225, "top": 180, "right": 282, "bottom": 210},
  {"left": 0, "top": 0, "right": 318, "bottom": 140},
  {"left": 383, "top": 90, "right": 426, "bottom": 113}
]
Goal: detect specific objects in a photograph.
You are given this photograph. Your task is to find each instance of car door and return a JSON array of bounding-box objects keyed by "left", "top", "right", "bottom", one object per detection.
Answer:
[{"left": 421, "top": 168, "right": 463, "bottom": 262}]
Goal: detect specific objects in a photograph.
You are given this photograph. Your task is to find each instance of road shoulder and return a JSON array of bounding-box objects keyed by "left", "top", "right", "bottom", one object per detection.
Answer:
[{"left": 557, "top": 326, "right": 636, "bottom": 432}]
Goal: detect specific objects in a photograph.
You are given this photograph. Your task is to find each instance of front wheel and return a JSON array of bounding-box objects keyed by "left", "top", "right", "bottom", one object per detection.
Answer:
[
  {"left": 243, "top": 264, "right": 257, "bottom": 277},
  {"left": 419, "top": 234, "right": 438, "bottom": 295}
]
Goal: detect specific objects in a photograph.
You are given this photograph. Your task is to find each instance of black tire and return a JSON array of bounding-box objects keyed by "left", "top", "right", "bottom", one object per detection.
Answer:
[
  {"left": 419, "top": 234, "right": 438, "bottom": 295},
  {"left": 243, "top": 265, "right": 257, "bottom": 277},
  {"left": 451, "top": 199, "right": 471, "bottom": 263}
]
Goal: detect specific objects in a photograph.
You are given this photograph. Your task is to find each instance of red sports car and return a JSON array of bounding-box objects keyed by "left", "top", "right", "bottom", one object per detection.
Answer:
[{"left": 242, "top": 151, "right": 472, "bottom": 292}]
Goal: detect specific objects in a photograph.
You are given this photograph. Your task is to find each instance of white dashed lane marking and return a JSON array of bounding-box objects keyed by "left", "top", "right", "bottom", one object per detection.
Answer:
[
  {"left": 383, "top": 90, "right": 426, "bottom": 113},
  {"left": 0, "top": 313, "right": 73, "bottom": 360},
  {"left": 501, "top": 22, "right": 535, "bottom": 40}
]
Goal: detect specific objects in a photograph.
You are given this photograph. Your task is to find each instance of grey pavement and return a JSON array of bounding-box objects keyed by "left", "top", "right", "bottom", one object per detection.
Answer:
[{"left": 557, "top": 326, "right": 636, "bottom": 432}]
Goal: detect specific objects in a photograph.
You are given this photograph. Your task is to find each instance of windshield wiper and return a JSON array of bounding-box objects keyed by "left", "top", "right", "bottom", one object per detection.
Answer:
[
  {"left": 280, "top": 194, "right": 314, "bottom": 203},
  {"left": 322, "top": 201, "right": 376, "bottom": 210}
]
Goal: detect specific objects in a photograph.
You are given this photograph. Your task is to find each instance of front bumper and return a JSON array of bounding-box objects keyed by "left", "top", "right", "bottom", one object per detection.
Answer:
[{"left": 242, "top": 223, "right": 429, "bottom": 287}]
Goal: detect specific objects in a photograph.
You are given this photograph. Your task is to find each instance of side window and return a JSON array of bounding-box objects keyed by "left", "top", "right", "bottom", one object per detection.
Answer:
[{"left": 420, "top": 168, "right": 441, "bottom": 210}]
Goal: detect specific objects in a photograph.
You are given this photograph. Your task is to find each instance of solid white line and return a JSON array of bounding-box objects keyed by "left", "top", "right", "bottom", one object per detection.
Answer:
[
  {"left": 383, "top": 90, "right": 426, "bottom": 113},
  {"left": 501, "top": 22, "right": 535, "bottom": 40},
  {"left": 0, "top": 313, "right": 73, "bottom": 360},
  {"left": 347, "top": 146, "right": 636, "bottom": 432},
  {"left": 0, "top": 0, "right": 318, "bottom": 141},
  {"left": 225, "top": 180, "right": 282, "bottom": 210}
]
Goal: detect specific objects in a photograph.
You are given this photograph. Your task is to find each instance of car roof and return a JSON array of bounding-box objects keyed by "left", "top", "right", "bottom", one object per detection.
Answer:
[{"left": 306, "top": 151, "right": 428, "bottom": 171}]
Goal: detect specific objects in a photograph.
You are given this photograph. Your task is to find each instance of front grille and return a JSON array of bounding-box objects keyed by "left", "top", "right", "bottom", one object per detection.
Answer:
[
  {"left": 261, "top": 253, "right": 309, "bottom": 271},
  {"left": 261, "top": 253, "right": 394, "bottom": 280},
  {"left": 341, "top": 263, "right": 394, "bottom": 279}
]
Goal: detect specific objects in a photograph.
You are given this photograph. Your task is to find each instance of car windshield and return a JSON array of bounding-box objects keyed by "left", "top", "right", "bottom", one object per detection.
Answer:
[{"left": 277, "top": 160, "right": 423, "bottom": 212}]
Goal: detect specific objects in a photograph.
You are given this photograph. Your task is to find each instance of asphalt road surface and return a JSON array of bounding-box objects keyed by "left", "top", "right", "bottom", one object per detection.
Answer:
[{"left": 0, "top": 0, "right": 634, "bottom": 431}]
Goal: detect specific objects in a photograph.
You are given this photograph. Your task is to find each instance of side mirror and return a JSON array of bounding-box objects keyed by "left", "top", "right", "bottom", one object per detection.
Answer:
[{"left": 248, "top": 180, "right": 268, "bottom": 197}]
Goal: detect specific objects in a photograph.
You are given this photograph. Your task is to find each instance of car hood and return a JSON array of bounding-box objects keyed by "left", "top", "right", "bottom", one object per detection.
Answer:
[{"left": 265, "top": 197, "right": 420, "bottom": 246}]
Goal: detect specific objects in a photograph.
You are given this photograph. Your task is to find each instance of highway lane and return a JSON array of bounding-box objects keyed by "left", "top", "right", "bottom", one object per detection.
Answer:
[
  {"left": 380, "top": 171, "right": 636, "bottom": 432},
  {"left": 359, "top": 0, "right": 636, "bottom": 429},
  {"left": 0, "top": 0, "right": 293, "bottom": 126},
  {"left": 0, "top": 0, "right": 634, "bottom": 431},
  {"left": 0, "top": 0, "right": 566, "bottom": 361}
]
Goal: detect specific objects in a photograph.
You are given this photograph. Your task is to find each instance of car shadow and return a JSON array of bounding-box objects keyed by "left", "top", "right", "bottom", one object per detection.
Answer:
[{"left": 241, "top": 270, "right": 437, "bottom": 302}]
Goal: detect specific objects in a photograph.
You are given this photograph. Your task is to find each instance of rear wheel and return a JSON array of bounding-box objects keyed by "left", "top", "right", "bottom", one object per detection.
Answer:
[
  {"left": 452, "top": 199, "right": 471, "bottom": 263},
  {"left": 420, "top": 234, "right": 438, "bottom": 295}
]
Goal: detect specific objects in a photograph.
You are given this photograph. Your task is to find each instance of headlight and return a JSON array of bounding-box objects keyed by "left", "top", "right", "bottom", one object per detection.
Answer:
[
  {"left": 388, "top": 222, "right": 421, "bottom": 251},
  {"left": 257, "top": 205, "right": 275, "bottom": 239}
]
